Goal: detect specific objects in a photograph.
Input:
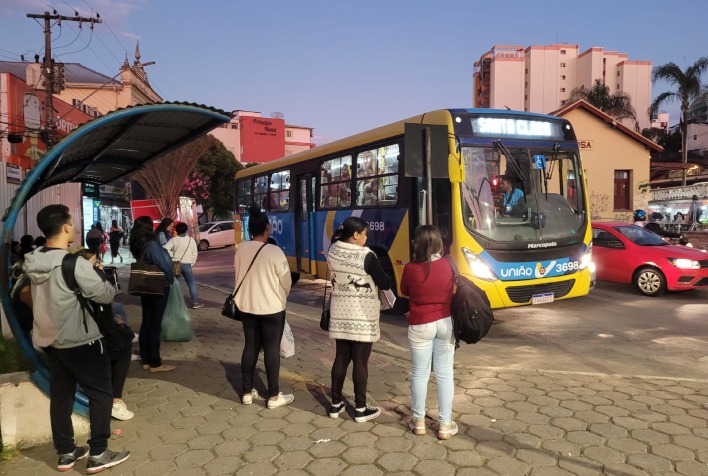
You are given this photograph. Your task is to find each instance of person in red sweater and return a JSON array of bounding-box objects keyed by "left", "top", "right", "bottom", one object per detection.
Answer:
[{"left": 400, "top": 225, "right": 457, "bottom": 440}]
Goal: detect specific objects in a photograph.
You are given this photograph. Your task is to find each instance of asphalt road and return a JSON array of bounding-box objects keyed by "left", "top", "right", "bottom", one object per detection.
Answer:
[{"left": 195, "top": 246, "right": 708, "bottom": 380}]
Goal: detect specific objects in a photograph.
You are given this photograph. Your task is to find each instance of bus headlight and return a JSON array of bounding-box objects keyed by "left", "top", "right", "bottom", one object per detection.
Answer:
[
  {"left": 579, "top": 243, "right": 593, "bottom": 270},
  {"left": 461, "top": 248, "right": 497, "bottom": 281}
]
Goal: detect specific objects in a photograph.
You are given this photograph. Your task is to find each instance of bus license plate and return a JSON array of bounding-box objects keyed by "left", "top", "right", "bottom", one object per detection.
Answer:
[{"left": 531, "top": 293, "right": 554, "bottom": 305}]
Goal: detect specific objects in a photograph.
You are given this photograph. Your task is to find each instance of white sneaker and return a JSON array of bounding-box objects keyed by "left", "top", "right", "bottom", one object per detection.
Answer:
[
  {"left": 111, "top": 400, "right": 134, "bottom": 421},
  {"left": 267, "top": 392, "right": 294, "bottom": 409},
  {"left": 132, "top": 333, "right": 138, "bottom": 344},
  {"left": 241, "top": 389, "right": 258, "bottom": 405}
]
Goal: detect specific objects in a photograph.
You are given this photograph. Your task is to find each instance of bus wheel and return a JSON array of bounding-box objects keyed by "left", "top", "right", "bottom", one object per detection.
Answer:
[{"left": 290, "top": 272, "right": 300, "bottom": 285}]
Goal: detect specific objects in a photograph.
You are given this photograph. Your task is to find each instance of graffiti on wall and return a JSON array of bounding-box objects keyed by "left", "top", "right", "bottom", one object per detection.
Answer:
[{"left": 589, "top": 192, "right": 609, "bottom": 220}]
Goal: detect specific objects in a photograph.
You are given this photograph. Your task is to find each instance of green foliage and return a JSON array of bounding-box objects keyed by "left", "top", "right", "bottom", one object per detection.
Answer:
[
  {"left": 0, "top": 444, "right": 20, "bottom": 461},
  {"left": 563, "top": 79, "right": 639, "bottom": 130},
  {"left": 192, "top": 136, "right": 243, "bottom": 220},
  {"left": 0, "top": 337, "right": 33, "bottom": 375}
]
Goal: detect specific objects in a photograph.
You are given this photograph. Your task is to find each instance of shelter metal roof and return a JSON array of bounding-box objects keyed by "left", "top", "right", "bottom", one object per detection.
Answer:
[{"left": 25, "top": 101, "right": 231, "bottom": 198}]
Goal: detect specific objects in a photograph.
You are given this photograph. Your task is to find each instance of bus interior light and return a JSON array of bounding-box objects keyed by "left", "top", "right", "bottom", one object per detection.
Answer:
[{"left": 461, "top": 248, "right": 496, "bottom": 281}]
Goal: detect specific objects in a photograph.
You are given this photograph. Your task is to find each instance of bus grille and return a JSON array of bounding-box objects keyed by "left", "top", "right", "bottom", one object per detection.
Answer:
[{"left": 505, "top": 279, "right": 576, "bottom": 304}]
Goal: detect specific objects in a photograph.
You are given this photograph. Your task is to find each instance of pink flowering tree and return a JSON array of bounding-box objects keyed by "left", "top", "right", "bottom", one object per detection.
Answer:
[{"left": 181, "top": 172, "right": 211, "bottom": 220}]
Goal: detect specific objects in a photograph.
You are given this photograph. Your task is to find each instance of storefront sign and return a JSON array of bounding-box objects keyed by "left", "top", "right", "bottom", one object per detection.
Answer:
[
  {"left": 6, "top": 163, "right": 22, "bottom": 184},
  {"left": 82, "top": 182, "right": 100, "bottom": 198}
]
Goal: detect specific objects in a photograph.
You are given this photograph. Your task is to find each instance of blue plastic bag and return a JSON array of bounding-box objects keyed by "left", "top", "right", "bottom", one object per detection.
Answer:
[{"left": 160, "top": 280, "right": 193, "bottom": 342}]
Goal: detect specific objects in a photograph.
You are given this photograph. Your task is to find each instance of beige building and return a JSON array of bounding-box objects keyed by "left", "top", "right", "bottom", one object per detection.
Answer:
[
  {"left": 474, "top": 44, "right": 652, "bottom": 131},
  {"left": 552, "top": 100, "right": 663, "bottom": 221}
]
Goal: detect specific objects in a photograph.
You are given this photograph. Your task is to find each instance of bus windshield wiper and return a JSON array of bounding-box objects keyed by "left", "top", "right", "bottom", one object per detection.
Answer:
[
  {"left": 492, "top": 140, "right": 525, "bottom": 185},
  {"left": 543, "top": 143, "right": 560, "bottom": 198}
]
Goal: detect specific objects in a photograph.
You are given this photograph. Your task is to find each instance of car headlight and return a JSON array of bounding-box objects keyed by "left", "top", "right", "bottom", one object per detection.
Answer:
[
  {"left": 669, "top": 258, "right": 700, "bottom": 270},
  {"left": 461, "top": 248, "right": 497, "bottom": 281},
  {"left": 579, "top": 243, "right": 593, "bottom": 270}
]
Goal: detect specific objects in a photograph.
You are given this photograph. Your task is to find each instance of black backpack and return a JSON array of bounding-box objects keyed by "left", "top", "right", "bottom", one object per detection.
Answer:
[
  {"left": 61, "top": 254, "right": 134, "bottom": 352},
  {"left": 444, "top": 256, "right": 495, "bottom": 346}
]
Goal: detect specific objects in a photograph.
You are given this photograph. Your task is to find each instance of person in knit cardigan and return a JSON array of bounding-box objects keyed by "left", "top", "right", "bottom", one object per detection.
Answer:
[
  {"left": 326, "top": 217, "right": 391, "bottom": 423},
  {"left": 400, "top": 225, "right": 457, "bottom": 440}
]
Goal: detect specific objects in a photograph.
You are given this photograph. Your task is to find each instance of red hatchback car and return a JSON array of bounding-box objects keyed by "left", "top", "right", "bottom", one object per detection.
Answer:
[{"left": 591, "top": 222, "right": 708, "bottom": 297}]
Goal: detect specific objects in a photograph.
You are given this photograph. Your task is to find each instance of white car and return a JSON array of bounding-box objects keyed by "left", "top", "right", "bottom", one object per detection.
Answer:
[{"left": 197, "top": 221, "right": 235, "bottom": 251}]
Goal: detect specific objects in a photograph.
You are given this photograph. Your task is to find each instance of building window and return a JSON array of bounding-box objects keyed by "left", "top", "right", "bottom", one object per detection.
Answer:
[
  {"left": 560, "top": 88, "right": 566, "bottom": 92},
  {"left": 525, "top": 68, "right": 528, "bottom": 74},
  {"left": 614, "top": 170, "right": 631, "bottom": 210},
  {"left": 617, "top": 84, "right": 620, "bottom": 90},
  {"left": 560, "top": 62, "right": 566, "bottom": 67},
  {"left": 617, "top": 71, "right": 621, "bottom": 77},
  {"left": 524, "top": 94, "right": 528, "bottom": 101},
  {"left": 560, "top": 75, "right": 566, "bottom": 80},
  {"left": 560, "top": 49, "right": 566, "bottom": 55},
  {"left": 286, "top": 130, "right": 293, "bottom": 138}
]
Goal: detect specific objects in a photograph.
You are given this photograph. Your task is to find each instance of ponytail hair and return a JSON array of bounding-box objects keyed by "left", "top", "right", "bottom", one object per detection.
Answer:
[
  {"left": 412, "top": 225, "right": 444, "bottom": 279},
  {"left": 331, "top": 216, "right": 368, "bottom": 243},
  {"left": 248, "top": 204, "right": 269, "bottom": 237}
]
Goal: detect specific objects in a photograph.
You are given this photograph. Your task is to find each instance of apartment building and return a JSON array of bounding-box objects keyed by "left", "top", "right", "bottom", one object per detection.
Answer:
[{"left": 473, "top": 44, "right": 652, "bottom": 131}]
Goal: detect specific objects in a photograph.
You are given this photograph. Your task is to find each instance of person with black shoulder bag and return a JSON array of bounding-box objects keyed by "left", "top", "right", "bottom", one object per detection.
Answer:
[
  {"left": 233, "top": 206, "right": 293, "bottom": 409},
  {"left": 66, "top": 249, "right": 135, "bottom": 421},
  {"left": 129, "top": 216, "right": 175, "bottom": 373}
]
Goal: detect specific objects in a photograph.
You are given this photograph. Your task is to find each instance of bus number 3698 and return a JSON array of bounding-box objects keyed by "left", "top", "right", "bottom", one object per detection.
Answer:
[{"left": 367, "top": 221, "right": 385, "bottom": 231}]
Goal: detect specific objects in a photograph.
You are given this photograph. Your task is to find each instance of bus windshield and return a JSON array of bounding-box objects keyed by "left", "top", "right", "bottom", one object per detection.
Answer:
[{"left": 461, "top": 144, "right": 585, "bottom": 242}]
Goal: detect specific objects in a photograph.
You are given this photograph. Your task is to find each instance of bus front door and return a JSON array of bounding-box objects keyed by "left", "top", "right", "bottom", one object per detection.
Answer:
[{"left": 297, "top": 174, "right": 316, "bottom": 276}]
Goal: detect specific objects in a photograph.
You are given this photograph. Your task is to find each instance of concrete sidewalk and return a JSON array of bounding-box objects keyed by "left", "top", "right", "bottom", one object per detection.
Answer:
[{"left": 3, "top": 274, "right": 708, "bottom": 475}]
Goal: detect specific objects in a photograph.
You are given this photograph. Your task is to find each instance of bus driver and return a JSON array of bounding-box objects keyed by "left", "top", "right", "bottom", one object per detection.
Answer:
[{"left": 499, "top": 175, "right": 523, "bottom": 215}]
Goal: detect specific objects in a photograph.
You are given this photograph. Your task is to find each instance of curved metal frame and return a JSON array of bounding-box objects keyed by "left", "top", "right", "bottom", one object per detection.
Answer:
[{"left": 1, "top": 103, "right": 230, "bottom": 416}]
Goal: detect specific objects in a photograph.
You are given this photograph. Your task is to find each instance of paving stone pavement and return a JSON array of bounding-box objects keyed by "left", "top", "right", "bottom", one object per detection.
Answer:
[{"left": 3, "top": 281, "right": 708, "bottom": 475}]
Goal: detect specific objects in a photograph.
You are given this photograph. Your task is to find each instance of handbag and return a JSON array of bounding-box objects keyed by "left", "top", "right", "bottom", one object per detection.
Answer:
[
  {"left": 320, "top": 274, "right": 330, "bottom": 331},
  {"left": 171, "top": 239, "right": 192, "bottom": 278},
  {"left": 222, "top": 243, "right": 268, "bottom": 321},
  {"left": 128, "top": 243, "right": 166, "bottom": 297},
  {"left": 379, "top": 288, "right": 396, "bottom": 311}
]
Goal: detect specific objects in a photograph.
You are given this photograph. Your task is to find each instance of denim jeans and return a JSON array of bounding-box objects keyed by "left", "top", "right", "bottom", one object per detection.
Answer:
[
  {"left": 179, "top": 263, "right": 199, "bottom": 306},
  {"left": 408, "top": 317, "right": 455, "bottom": 422}
]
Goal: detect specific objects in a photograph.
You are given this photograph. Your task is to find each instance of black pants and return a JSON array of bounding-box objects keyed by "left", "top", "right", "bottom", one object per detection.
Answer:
[
  {"left": 241, "top": 311, "right": 285, "bottom": 398},
  {"left": 44, "top": 340, "right": 112, "bottom": 456},
  {"left": 110, "top": 348, "right": 132, "bottom": 398},
  {"left": 331, "top": 339, "right": 373, "bottom": 408},
  {"left": 139, "top": 291, "right": 168, "bottom": 367}
]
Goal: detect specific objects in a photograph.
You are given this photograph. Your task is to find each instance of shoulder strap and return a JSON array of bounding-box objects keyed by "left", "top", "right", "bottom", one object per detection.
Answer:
[
  {"left": 322, "top": 272, "right": 330, "bottom": 312},
  {"left": 231, "top": 242, "right": 268, "bottom": 298},
  {"left": 61, "top": 254, "right": 95, "bottom": 331},
  {"left": 443, "top": 255, "right": 460, "bottom": 281},
  {"left": 179, "top": 237, "right": 191, "bottom": 261}
]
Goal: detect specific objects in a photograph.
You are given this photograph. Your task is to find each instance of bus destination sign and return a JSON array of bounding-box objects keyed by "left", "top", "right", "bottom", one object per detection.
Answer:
[{"left": 470, "top": 117, "right": 564, "bottom": 140}]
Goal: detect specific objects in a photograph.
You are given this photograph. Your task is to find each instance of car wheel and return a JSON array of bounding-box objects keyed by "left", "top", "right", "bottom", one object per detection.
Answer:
[
  {"left": 198, "top": 240, "right": 209, "bottom": 252},
  {"left": 633, "top": 267, "right": 666, "bottom": 297}
]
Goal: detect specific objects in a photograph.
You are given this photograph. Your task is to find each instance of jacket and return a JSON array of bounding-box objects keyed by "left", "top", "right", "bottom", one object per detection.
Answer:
[
  {"left": 23, "top": 247, "right": 116, "bottom": 348},
  {"left": 164, "top": 235, "right": 198, "bottom": 265},
  {"left": 142, "top": 240, "right": 174, "bottom": 286}
]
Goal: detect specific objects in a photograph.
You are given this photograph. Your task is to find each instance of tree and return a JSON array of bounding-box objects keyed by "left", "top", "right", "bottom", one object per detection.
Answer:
[
  {"left": 131, "top": 136, "right": 211, "bottom": 219},
  {"left": 563, "top": 79, "right": 640, "bottom": 131},
  {"left": 649, "top": 57, "right": 708, "bottom": 185},
  {"left": 186, "top": 136, "right": 243, "bottom": 221}
]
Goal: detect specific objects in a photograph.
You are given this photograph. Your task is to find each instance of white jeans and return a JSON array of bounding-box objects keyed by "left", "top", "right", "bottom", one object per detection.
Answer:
[{"left": 408, "top": 317, "right": 455, "bottom": 422}]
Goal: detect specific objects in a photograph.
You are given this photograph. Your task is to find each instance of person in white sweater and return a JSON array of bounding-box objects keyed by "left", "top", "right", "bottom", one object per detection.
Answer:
[
  {"left": 234, "top": 206, "right": 293, "bottom": 409},
  {"left": 163, "top": 223, "right": 202, "bottom": 308}
]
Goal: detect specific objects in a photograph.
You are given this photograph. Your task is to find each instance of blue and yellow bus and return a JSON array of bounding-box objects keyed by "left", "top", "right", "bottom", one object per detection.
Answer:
[{"left": 235, "top": 109, "right": 594, "bottom": 310}]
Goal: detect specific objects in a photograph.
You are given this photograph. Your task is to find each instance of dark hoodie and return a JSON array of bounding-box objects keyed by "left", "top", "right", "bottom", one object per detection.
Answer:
[{"left": 23, "top": 247, "right": 116, "bottom": 348}]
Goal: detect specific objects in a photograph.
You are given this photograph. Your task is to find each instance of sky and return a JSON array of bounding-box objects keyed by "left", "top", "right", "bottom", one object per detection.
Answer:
[{"left": 1, "top": 0, "right": 707, "bottom": 145}]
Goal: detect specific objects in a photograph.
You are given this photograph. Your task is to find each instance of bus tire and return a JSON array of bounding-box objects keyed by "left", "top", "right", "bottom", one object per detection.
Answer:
[{"left": 290, "top": 272, "right": 300, "bottom": 285}]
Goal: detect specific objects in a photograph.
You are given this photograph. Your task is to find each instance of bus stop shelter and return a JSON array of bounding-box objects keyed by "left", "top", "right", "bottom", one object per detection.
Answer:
[{"left": 1, "top": 102, "right": 231, "bottom": 416}]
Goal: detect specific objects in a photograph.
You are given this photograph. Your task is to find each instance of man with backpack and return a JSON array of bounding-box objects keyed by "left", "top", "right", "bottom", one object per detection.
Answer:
[{"left": 23, "top": 204, "right": 130, "bottom": 473}]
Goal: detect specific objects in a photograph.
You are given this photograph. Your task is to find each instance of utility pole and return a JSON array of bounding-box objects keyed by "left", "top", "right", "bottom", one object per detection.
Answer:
[{"left": 26, "top": 11, "right": 101, "bottom": 147}]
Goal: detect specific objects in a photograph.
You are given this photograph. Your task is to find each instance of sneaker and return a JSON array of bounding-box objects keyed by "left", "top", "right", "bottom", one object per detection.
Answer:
[
  {"left": 57, "top": 446, "right": 88, "bottom": 471},
  {"left": 86, "top": 450, "right": 130, "bottom": 474},
  {"left": 132, "top": 333, "right": 138, "bottom": 344},
  {"left": 192, "top": 303, "right": 205, "bottom": 309},
  {"left": 408, "top": 417, "right": 426, "bottom": 435},
  {"left": 111, "top": 400, "right": 134, "bottom": 421},
  {"left": 241, "top": 389, "right": 258, "bottom": 405},
  {"left": 437, "top": 421, "right": 459, "bottom": 440},
  {"left": 354, "top": 406, "right": 381, "bottom": 423},
  {"left": 267, "top": 392, "right": 294, "bottom": 409},
  {"left": 130, "top": 353, "right": 139, "bottom": 361},
  {"left": 328, "top": 402, "right": 346, "bottom": 419}
]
